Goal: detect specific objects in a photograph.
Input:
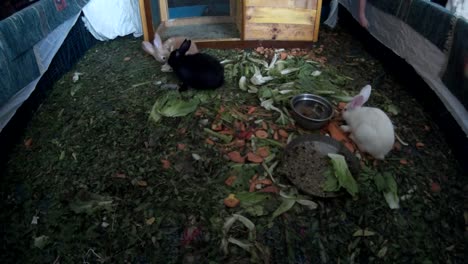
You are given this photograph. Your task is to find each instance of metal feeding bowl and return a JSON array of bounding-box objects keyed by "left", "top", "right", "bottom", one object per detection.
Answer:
[{"left": 290, "top": 94, "right": 334, "bottom": 130}]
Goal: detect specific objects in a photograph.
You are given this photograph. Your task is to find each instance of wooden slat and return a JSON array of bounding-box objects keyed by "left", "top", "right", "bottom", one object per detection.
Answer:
[
  {"left": 165, "top": 16, "right": 233, "bottom": 27},
  {"left": 246, "top": 0, "right": 293, "bottom": 8},
  {"left": 196, "top": 40, "right": 315, "bottom": 49},
  {"left": 294, "top": 0, "right": 317, "bottom": 9},
  {"left": 313, "top": 0, "right": 322, "bottom": 41},
  {"left": 168, "top": 16, "right": 232, "bottom": 26},
  {"left": 244, "top": 23, "right": 315, "bottom": 41},
  {"left": 230, "top": 0, "right": 236, "bottom": 17},
  {"left": 159, "top": 0, "right": 168, "bottom": 22},
  {"left": 194, "top": 37, "right": 241, "bottom": 43},
  {"left": 139, "top": 0, "right": 154, "bottom": 42},
  {"left": 245, "top": 0, "right": 317, "bottom": 9},
  {"left": 237, "top": 0, "right": 244, "bottom": 39},
  {"left": 246, "top": 7, "right": 315, "bottom": 25}
]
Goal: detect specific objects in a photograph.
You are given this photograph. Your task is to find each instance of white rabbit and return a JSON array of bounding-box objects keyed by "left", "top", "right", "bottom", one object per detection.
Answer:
[
  {"left": 141, "top": 33, "right": 199, "bottom": 63},
  {"left": 340, "top": 85, "right": 395, "bottom": 160}
]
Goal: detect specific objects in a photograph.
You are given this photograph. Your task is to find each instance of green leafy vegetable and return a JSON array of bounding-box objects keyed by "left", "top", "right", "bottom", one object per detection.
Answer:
[
  {"left": 236, "top": 191, "right": 270, "bottom": 207},
  {"left": 323, "top": 168, "right": 340, "bottom": 192},
  {"left": 327, "top": 153, "right": 359, "bottom": 197},
  {"left": 271, "top": 198, "right": 296, "bottom": 220},
  {"left": 149, "top": 91, "right": 200, "bottom": 122}
]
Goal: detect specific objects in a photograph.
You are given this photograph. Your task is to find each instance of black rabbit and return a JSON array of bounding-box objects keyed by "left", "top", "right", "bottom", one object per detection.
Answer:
[{"left": 167, "top": 39, "right": 224, "bottom": 91}]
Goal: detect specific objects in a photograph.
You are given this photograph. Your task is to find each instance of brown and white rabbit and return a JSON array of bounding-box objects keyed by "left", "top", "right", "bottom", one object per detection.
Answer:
[
  {"left": 340, "top": 85, "right": 395, "bottom": 160},
  {"left": 141, "top": 33, "right": 198, "bottom": 63}
]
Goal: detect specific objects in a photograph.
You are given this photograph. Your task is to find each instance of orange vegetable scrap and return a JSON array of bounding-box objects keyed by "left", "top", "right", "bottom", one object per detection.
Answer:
[
  {"left": 273, "top": 131, "right": 280, "bottom": 141},
  {"left": 430, "top": 182, "right": 441, "bottom": 193},
  {"left": 211, "top": 123, "right": 223, "bottom": 131},
  {"left": 416, "top": 142, "right": 425, "bottom": 148},
  {"left": 234, "top": 139, "right": 246, "bottom": 147},
  {"left": 255, "top": 129, "right": 269, "bottom": 139},
  {"left": 177, "top": 143, "right": 186, "bottom": 150},
  {"left": 205, "top": 138, "right": 215, "bottom": 145},
  {"left": 247, "top": 106, "right": 257, "bottom": 115},
  {"left": 256, "top": 146, "right": 270, "bottom": 158},
  {"left": 393, "top": 141, "right": 402, "bottom": 151},
  {"left": 249, "top": 178, "right": 273, "bottom": 192},
  {"left": 278, "top": 129, "right": 288, "bottom": 138},
  {"left": 337, "top": 102, "right": 347, "bottom": 110},
  {"left": 218, "top": 105, "right": 225, "bottom": 114},
  {"left": 224, "top": 194, "right": 240, "bottom": 208},
  {"left": 161, "top": 159, "right": 171, "bottom": 169},
  {"left": 326, "top": 121, "right": 355, "bottom": 153},
  {"left": 224, "top": 175, "right": 237, "bottom": 186},
  {"left": 228, "top": 151, "right": 245, "bottom": 163},
  {"left": 24, "top": 138, "right": 33, "bottom": 148},
  {"left": 247, "top": 152, "right": 264, "bottom": 163}
]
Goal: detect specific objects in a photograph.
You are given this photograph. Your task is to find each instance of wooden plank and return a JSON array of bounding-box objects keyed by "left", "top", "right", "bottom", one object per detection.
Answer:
[
  {"left": 237, "top": 0, "right": 244, "bottom": 39},
  {"left": 241, "top": 0, "right": 246, "bottom": 40},
  {"left": 245, "top": 7, "right": 315, "bottom": 25},
  {"left": 139, "top": 0, "right": 154, "bottom": 42},
  {"left": 159, "top": 0, "right": 168, "bottom": 22},
  {"left": 244, "top": 23, "right": 315, "bottom": 41},
  {"left": 313, "top": 0, "right": 322, "bottom": 41},
  {"left": 294, "top": 0, "right": 317, "bottom": 9},
  {"left": 230, "top": 0, "right": 236, "bottom": 17},
  {"left": 196, "top": 40, "right": 315, "bottom": 49},
  {"left": 165, "top": 16, "right": 233, "bottom": 27},
  {"left": 194, "top": 38, "right": 241, "bottom": 43},
  {"left": 245, "top": 0, "right": 317, "bottom": 9},
  {"left": 245, "top": 0, "right": 294, "bottom": 8}
]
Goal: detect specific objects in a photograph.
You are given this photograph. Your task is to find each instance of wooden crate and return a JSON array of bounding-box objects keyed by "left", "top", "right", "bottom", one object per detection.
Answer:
[
  {"left": 242, "top": 0, "right": 321, "bottom": 41},
  {"left": 138, "top": 0, "right": 322, "bottom": 47}
]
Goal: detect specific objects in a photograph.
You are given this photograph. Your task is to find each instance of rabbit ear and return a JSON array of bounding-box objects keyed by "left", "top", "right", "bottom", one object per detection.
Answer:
[
  {"left": 348, "top": 94, "right": 365, "bottom": 110},
  {"left": 359, "top": 85, "right": 372, "bottom": 103},
  {"left": 178, "top": 39, "right": 191, "bottom": 55},
  {"left": 142, "top": 41, "right": 156, "bottom": 55},
  {"left": 153, "top": 33, "right": 163, "bottom": 49}
]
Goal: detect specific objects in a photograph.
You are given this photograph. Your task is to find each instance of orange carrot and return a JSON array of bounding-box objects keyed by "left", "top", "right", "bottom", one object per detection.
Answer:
[
  {"left": 218, "top": 105, "right": 225, "bottom": 114},
  {"left": 219, "top": 129, "right": 234, "bottom": 135},
  {"left": 24, "top": 138, "right": 33, "bottom": 148},
  {"left": 211, "top": 123, "right": 223, "bottom": 131},
  {"left": 161, "top": 159, "right": 171, "bottom": 169},
  {"left": 393, "top": 141, "right": 402, "bottom": 151},
  {"left": 224, "top": 194, "right": 240, "bottom": 208},
  {"left": 177, "top": 143, "right": 186, "bottom": 150},
  {"left": 225, "top": 175, "right": 237, "bottom": 186},
  {"left": 278, "top": 129, "right": 288, "bottom": 138},
  {"left": 247, "top": 106, "right": 256, "bottom": 115},
  {"left": 273, "top": 131, "right": 280, "bottom": 141},
  {"left": 247, "top": 152, "right": 264, "bottom": 163},
  {"left": 255, "top": 129, "right": 269, "bottom": 139},
  {"left": 256, "top": 146, "right": 270, "bottom": 158},
  {"left": 228, "top": 151, "right": 245, "bottom": 163},
  {"left": 234, "top": 139, "right": 246, "bottom": 147},
  {"left": 205, "top": 138, "right": 215, "bottom": 145},
  {"left": 337, "top": 102, "right": 347, "bottom": 110},
  {"left": 255, "top": 179, "right": 272, "bottom": 185},
  {"left": 249, "top": 182, "right": 257, "bottom": 192},
  {"left": 326, "top": 121, "right": 355, "bottom": 153}
]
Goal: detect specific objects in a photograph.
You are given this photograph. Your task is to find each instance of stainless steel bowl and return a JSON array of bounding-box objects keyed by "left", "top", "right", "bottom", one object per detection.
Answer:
[{"left": 290, "top": 94, "right": 334, "bottom": 130}]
